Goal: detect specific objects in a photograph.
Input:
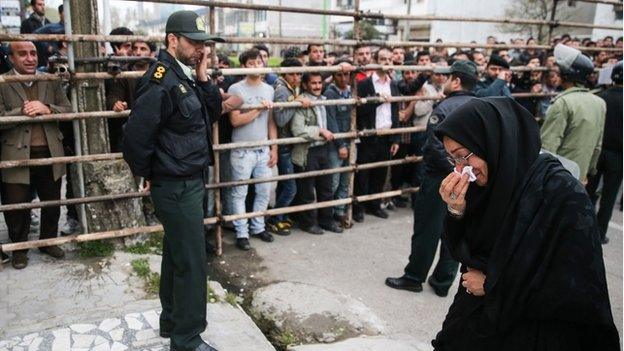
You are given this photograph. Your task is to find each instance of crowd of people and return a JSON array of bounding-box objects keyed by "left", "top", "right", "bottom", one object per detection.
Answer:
[{"left": 0, "top": 1, "right": 621, "bottom": 262}]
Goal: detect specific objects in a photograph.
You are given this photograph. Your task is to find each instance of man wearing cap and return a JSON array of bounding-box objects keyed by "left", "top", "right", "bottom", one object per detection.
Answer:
[
  {"left": 474, "top": 53, "right": 512, "bottom": 97},
  {"left": 385, "top": 60, "right": 478, "bottom": 297},
  {"left": 541, "top": 44, "right": 605, "bottom": 186},
  {"left": 122, "top": 10, "right": 223, "bottom": 351}
]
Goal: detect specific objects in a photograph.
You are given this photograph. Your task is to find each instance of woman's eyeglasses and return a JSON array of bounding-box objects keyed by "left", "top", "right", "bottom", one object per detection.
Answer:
[{"left": 446, "top": 152, "right": 474, "bottom": 166}]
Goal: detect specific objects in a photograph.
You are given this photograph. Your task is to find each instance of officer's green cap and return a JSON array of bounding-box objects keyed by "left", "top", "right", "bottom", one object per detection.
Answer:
[
  {"left": 165, "top": 10, "right": 224, "bottom": 43},
  {"left": 435, "top": 60, "right": 478, "bottom": 79}
]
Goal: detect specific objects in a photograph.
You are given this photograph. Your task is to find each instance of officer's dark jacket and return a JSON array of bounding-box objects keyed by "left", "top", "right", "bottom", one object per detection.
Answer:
[
  {"left": 424, "top": 90, "right": 475, "bottom": 175},
  {"left": 123, "top": 50, "right": 222, "bottom": 180}
]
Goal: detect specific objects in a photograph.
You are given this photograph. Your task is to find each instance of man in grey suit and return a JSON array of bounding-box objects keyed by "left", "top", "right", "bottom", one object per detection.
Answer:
[{"left": 0, "top": 41, "right": 71, "bottom": 269}]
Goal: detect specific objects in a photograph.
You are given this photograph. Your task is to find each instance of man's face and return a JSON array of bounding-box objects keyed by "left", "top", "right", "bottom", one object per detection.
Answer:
[
  {"left": 333, "top": 71, "right": 350, "bottom": 89},
  {"left": 487, "top": 36, "right": 496, "bottom": 44},
  {"left": 355, "top": 47, "right": 371, "bottom": 65},
  {"left": 244, "top": 56, "right": 263, "bottom": 78},
  {"left": 114, "top": 42, "right": 133, "bottom": 56},
  {"left": 376, "top": 49, "right": 392, "bottom": 67},
  {"left": 258, "top": 50, "right": 269, "bottom": 67},
  {"left": 472, "top": 53, "right": 486, "bottom": 67},
  {"left": 403, "top": 70, "right": 417, "bottom": 83},
  {"left": 324, "top": 55, "right": 336, "bottom": 66},
  {"left": 132, "top": 42, "right": 154, "bottom": 58},
  {"left": 304, "top": 75, "right": 323, "bottom": 96},
  {"left": 32, "top": 0, "right": 45, "bottom": 16},
  {"left": 498, "top": 50, "right": 510, "bottom": 62},
  {"left": 443, "top": 76, "right": 459, "bottom": 95},
  {"left": 417, "top": 55, "right": 431, "bottom": 66},
  {"left": 545, "top": 56, "right": 556, "bottom": 67},
  {"left": 392, "top": 48, "right": 405, "bottom": 64},
  {"left": 283, "top": 72, "right": 302, "bottom": 88},
  {"left": 308, "top": 45, "right": 325, "bottom": 64},
  {"left": 174, "top": 35, "right": 204, "bottom": 66},
  {"left": 547, "top": 71, "right": 561, "bottom": 87},
  {"left": 9, "top": 42, "right": 38, "bottom": 74},
  {"left": 486, "top": 65, "right": 504, "bottom": 79},
  {"left": 596, "top": 51, "right": 609, "bottom": 63},
  {"left": 528, "top": 57, "right": 541, "bottom": 67},
  {"left": 432, "top": 73, "right": 448, "bottom": 86},
  {"left": 604, "top": 37, "right": 613, "bottom": 46}
]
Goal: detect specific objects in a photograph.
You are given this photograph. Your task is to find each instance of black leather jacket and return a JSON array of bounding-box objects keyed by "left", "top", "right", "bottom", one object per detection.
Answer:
[{"left": 123, "top": 51, "right": 222, "bottom": 181}]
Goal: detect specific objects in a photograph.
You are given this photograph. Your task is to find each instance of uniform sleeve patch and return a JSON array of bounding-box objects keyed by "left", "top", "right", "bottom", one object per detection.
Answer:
[{"left": 151, "top": 64, "right": 167, "bottom": 83}]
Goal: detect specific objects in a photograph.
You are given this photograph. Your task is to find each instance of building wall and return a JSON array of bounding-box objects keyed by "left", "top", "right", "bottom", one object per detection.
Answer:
[{"left": 591, "top": 4, "right": 623, "bottom": 40}]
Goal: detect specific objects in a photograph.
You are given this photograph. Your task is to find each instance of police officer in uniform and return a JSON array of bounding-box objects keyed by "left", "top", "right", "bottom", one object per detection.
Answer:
[{"left": 123, "top": 11, "right": 223, "bottom": 351}]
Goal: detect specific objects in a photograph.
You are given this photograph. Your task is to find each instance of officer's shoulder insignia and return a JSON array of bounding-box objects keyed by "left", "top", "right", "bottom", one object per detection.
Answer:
[
  {"left": 429, "top": 115, "right": 440, "bottom": 125},
  {"left": 178, "top": 83, "right": 188, "bottom": 94},
  {"left": 151, "top": 63, "right": 167, "bottom": 84}
]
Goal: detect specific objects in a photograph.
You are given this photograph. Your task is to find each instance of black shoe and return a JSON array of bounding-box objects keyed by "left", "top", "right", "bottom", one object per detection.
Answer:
[
  {"left": 386, "top": 201, "right": 396, "bottom": 211},
  {"left": 394, "top": 197, "right": 408, "bottom": 208},
  {"left": 369, "top": 208, "right": 389, "bottom": 219},
  {"left": 601, "top": 237, "right": 610, "bottom": 245},
  {"left": 1, "top": 250, "right": 9, "bottom": 264},
  {"left": 39, "top": 245, "right": 65, "bottom": 259},
  {"left": 353, "top": 211, "right": 364, "bottom": 223},
  {"left": 427, "top": 276, "right": 449, "bottom": 297},
  {"left": 385, "top": 276, "right": 422, "bottom": 292},
  {"left": 252, "top": 231, "right": 274, "bottom": 242},
  {"left": 12, "top": 251, "right": 28, "bottom": 269},
  {"left": 320, "top": 222, "right": 343, "bottom": 233},
  {"left": 236, "top": 238, "right": 251, "bottom": 251},
  {"left": 302, "top": 225, "right": 324, "bottom": 235}
]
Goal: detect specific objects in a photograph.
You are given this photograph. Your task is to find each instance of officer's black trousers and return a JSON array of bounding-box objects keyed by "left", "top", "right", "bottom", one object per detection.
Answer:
[
  {"left": 586, "top": 149, "right": 623, "bottom": 241},
  {"left": 404, "top": 172, "right": 459, "bottom": 294},
  {"left": 151, "top": 178, "right": 207, "bottom": 350},
  {"left": 354, "top": 137, "right": 392, "bottom": 214}
]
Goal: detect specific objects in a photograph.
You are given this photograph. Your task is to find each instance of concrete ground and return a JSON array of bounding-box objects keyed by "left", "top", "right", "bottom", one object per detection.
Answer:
[{"left": 213, "top": 204, "right": 623, "bottom": 348}]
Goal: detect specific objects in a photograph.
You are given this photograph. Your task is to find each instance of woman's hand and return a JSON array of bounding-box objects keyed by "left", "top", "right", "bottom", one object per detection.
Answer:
[
  {"left": 462, "top": 267, "right": 485, "bottom": 296},
  {"left": 439, "top": 172, "right": 470, "bottom": 214}
]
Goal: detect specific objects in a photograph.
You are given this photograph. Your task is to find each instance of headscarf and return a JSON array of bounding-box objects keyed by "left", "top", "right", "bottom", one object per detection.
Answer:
[{"left": 434, "top": 97, "right": 541, "bottom": 270}]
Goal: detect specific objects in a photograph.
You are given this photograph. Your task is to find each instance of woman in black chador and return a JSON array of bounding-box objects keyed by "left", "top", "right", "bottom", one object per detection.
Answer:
[{"left": 432, "top": 97, "right": 619, "bottom": 351}]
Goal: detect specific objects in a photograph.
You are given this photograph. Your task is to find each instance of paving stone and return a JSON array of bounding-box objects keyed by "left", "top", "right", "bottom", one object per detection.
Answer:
[
  {"left": 27, "top": 337, "right": 42, "bottom": 351},
  {"left": 69, "top": 324, "right": 97, "bottom": 334},
  {"left": 109, "top": 328, "right": 124, "bottom": 342},
  {"left": 134, "top": 329, "right": 157, "bottom": 341},
  {"left": 94, "top": 335, "right": 109, "bottom": 346},
  {"left": 142, "top": 310, "right": 160, "bottom": 330},
  {"left": 22, "top": 333, "right": 38, "bottom": 342},
  {"left": 110, "top": 341, "right": 128, "bottom": 351},
  {"left": 51, "top": 328, "right": 70, "bottom": 351},
  {"left": 98, "top": 318, "right": 122, "bottom": 333},
  {"left": 124, "top": 316, "right": 143, "bottom": 330},
  {"left": 91, "top": 341, "right": 111, "bottom": 351},
  {"left": 72, "top": 334, "right": 95, "bottom": 348}
]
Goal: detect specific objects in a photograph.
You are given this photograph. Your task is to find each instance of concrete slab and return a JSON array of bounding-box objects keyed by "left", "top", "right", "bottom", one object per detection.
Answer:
[{"left": 288, "top": 334, "right": 431, "bottom": 351}]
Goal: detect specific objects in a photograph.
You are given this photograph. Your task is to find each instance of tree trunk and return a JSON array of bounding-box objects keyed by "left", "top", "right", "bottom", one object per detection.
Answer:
[{"left": 68, "top": 0, "right": 147, "bottom": 241}]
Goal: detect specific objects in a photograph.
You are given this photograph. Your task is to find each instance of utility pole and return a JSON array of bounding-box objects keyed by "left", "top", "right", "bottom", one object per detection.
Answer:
[{"left": 67, "top": 0, "right": 147, "bottom": 239}]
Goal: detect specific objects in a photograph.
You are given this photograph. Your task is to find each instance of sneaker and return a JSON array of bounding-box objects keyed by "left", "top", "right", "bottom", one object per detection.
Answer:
[
  {"left": 1, "top": 250, "right": 10, "bottom": 264},
  {"left": 61, "top": 218, "right": 81, "bottom": 236},
  {"left": 12, "top": 251, "right": 28, "bottom": 269},
  {"left": 251, "top": 231, "right": 274, "bottom": 242},
  {"left": 39, "top": 245, "right": 65, "bottom": 259},
  {"left": 284, "top": 218, "right": 295, "bottom": 228},
  {"left": 333, "top": 214, "right": 352, "bottom": 229},
  {"left": 267, "top": 221, "right": 291, "bottom": 236},
  {"left": 236, "top": 238, "right": 251, "bottom": 251},
  {"left": 385, "top": 200, "right": 396, "bottom": 211}
]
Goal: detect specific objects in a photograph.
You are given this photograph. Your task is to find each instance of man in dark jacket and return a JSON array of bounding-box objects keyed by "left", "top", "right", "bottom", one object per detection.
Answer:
[
  {"left": 386, "top": 60, "right": 477, "bottom": 297},
  {"left": 20, "top": 0, "right": 50, "bottom": 34},
  {"left": 123, "top": 11, "right": 223, "bottom": 351},
  {"left": 353, "top": 47, "right": 400, "bottom": 222},
  {"left": 586, "top": 61, "right": 623, "bottom": 244},
  {"left": 475, "top": 54, "right": 512, "bottom": 97},
  {"left": 324, "top": 59, "right": 354, "bottom": 227}
]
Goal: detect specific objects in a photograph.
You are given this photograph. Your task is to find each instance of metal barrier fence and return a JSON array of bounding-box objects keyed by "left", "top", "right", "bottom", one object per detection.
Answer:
[{"left": 0, "top": 0, "right": 620, "bottom": 261}]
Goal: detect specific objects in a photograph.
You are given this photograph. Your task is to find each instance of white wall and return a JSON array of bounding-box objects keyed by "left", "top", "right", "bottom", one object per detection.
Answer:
[{"left": 591, "top": 4, "right": 623, "bottom": 40}]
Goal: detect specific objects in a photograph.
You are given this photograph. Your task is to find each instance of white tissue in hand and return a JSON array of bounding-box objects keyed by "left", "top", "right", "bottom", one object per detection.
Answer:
[{"left": 454, "top": 165, "right": 477, "bottom": 182}]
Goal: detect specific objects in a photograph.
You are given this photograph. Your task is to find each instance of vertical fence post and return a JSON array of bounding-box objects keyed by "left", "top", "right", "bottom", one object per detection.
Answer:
[
  {"left": 547, "top": 0, "right": 559, "bottom": 45},
  {"left": 63, "top": 0, "right": 89, "bottom": 233},
  {"left": 209, "top": 5, "right": 223, "bottom": 255},
  {"left": 346, "top": 0, "right": 361, "bottom": 225}
]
